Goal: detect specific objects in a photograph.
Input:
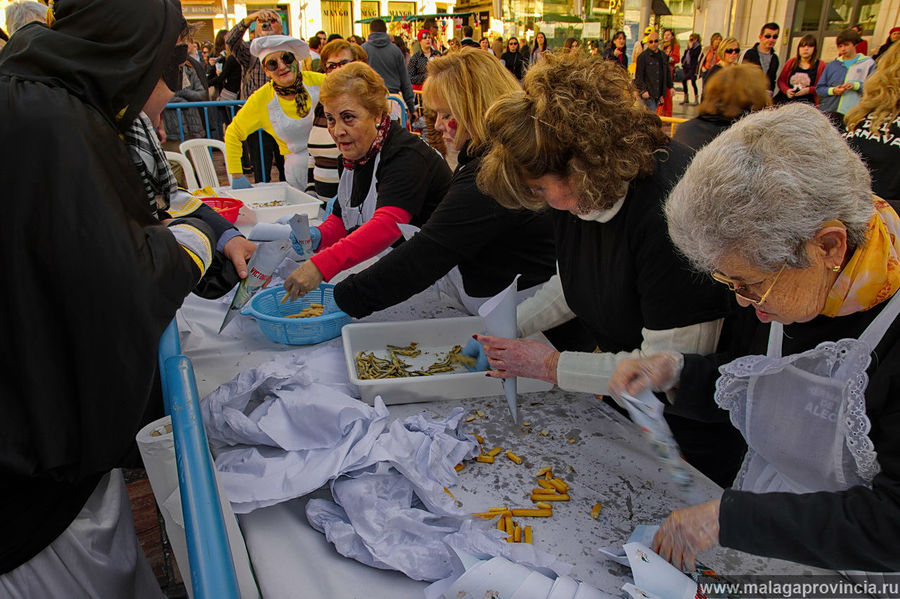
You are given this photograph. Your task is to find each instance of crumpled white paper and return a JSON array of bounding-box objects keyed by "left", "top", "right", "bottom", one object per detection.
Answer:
[
  {"left": 201, "top": 350, "right": 389, "bottom": 513},
  {"left": 423, "top": 549, "right": 608, "bottom": 599}
]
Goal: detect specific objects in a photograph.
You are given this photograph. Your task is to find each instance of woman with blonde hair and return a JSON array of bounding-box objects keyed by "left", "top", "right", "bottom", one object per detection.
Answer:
[
  {"left": 332, "top": 48, "right": 558, "bottom": 319},
  {"left": 844, "top": 42, "right": 900, "bottom": 203},
  {"left": 674, "top": 64, "right": 771, "bottom": 150},
  {"left": 703, "top": 36, "right": 739, "bottom": 85},
  {"left": 283, "top": 62, "right": 452, "bottom": 299},
  {"left": 471, "top": 53, "right": 742, "bottom": 487}
]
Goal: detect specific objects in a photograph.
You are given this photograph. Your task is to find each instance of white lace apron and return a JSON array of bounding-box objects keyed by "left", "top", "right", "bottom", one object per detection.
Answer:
[
  {"left": 715, "top": 291, "right": 900, "bottom": 591},
  {"left": 336, "top": 153, "right": 381, "bottom": 232},
  {"left": 267, "top": 85, "right": 318, "bottom": 192}
]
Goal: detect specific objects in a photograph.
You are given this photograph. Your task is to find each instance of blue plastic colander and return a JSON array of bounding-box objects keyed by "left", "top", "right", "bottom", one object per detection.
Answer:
[{"left": 243, "top": 284, "right": 351, "bottom": 345}]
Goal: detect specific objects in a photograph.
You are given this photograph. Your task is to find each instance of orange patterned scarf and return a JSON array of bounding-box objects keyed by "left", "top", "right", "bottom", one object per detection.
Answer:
[{"left": 822, "top": 198, "right": 900, "bottom": 317}]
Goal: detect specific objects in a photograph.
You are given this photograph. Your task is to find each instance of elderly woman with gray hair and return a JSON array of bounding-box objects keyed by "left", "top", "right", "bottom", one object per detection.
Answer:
[{"left": 610, "top": 103, "right": 900, "bottom": 574}]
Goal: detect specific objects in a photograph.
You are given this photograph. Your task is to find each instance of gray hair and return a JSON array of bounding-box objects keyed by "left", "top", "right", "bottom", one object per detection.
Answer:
[
  {"left": 6, "top": 1, "right": 45, "bottom": 35},
  {"left": 666, "top": 103, "right": 873, "bottom": 273}
]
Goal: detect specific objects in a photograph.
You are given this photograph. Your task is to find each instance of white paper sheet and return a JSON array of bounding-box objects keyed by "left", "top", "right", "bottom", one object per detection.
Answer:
[
  {"left": 478, "top": 275, "right": 520, "bottom": 423},
  {"left": 623, "top": 542, "right": 697, "bottom": 599}
]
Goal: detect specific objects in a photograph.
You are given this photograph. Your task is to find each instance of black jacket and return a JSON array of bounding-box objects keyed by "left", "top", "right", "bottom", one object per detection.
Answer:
[
  {"left": 635, "top": 48, "right": 672, "bottom": 98},
  {"left": 741, "top": 42, "right": 780, "bottom": 91},
  {"left": 500, "top": 50, "right": 527, "bottom": 80},
  {"left": 0, "top": 0, "right": 211, "bottom": 573}
]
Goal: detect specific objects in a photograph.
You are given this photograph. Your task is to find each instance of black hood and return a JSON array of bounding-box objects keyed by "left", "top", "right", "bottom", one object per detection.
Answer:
[{"left": 0, "top": 0, "right": 185, "bottom": 131}]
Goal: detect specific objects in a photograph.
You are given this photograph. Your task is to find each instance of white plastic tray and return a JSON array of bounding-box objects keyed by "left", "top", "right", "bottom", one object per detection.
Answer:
[
  {"left": 215, "top": 182, "right": 322, "bottom": 225},
  {"left": 342, "top": 316, "right": 554, "bottom": 405}
]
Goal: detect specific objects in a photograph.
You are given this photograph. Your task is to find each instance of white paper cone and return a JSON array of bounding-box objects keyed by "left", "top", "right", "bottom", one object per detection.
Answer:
[
  {"left": 478, "top": 275, "right": 520, "bottom": 423},
  {"left": 136, "top": 416, "right": 260, "bottom": 599}
]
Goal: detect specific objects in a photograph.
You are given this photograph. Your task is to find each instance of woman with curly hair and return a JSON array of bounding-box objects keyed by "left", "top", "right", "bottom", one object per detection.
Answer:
[
  {"left": 472, "top": 53, "right": 742, "bottom": 487},
  {"left": 844, "top": 42, "right": 900, "bottom": 203}
]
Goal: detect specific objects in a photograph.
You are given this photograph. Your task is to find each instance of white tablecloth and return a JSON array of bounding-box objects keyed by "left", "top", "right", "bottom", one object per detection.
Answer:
[{"left": 177, "top": 281, "right": 824, "bottom": 598}]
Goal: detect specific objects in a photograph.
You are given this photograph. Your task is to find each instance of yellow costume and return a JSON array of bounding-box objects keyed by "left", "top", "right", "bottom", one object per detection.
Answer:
[{"left": 224, "top": 70, "right": 326, "bottom": 190}]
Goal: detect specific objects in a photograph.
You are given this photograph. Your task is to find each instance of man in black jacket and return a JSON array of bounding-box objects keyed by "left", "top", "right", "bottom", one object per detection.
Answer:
[
  {"left": 634, "top": 31, "right": 671, "bottom": 112},
  {"left": 0, "top": 0, "right": 225, "bottom": 595},
  {"left": 741, "top": 22, "right": 780, "bottom": 92}
]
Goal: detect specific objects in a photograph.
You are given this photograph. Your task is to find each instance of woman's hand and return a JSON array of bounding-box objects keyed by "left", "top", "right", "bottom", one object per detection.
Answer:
[
  {"left": 284, "top": 260, "right": 324, "bottom": 300},
  {"left": 223, "top": 236, "right": 257, "bottom": 279},
  {"left": 652, "top": 499, "right": 721, "bottom": 572},
  {"left": 473, "top": 334, "right": 559, "bottom": 384},
  {"left": 608, "top": 352, "right": 683, "bottom": 398}
]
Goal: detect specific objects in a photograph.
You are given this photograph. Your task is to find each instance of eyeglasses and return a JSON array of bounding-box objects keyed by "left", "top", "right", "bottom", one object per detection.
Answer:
[
  {"left": 263, "top": 52, "right": 295, "bottom": 72},
  {"left": 324, "top": 58, "right": 352, "bottom": 73},
  {"left": 724, "top": 47, "right": 740, "bottom": 54},
  {"left": 711, "top": 264, "right": 786, "bottom": 307},
  {"left": 763, "top": 33, "right": 779, "bottom": 39}
]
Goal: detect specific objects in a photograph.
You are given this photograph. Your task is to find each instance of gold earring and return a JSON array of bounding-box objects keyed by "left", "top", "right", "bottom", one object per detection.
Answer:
[{"left": 832, "top": 265, "right": 842, "bottom": 272}]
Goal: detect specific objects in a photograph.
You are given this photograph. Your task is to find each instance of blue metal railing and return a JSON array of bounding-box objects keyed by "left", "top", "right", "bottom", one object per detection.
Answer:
[
  {"left": 163, "top": 99, "right": 270, "bottom": 183},
  {"left": 158, "top": 321, "right": 240, "bottom": 599}
]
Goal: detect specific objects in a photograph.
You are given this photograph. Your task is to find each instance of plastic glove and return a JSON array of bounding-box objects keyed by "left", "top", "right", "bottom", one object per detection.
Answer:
[
  {"left": 289, "top": 226, "right": 321, "bottom": 256},
  {"left": 460, "top": 338, "right": 489, "bottom": 372},
  {"left": 608, "top": 351, "right": 684, "bottom": 399},
  {"left": 231, "top": 175, "right": 253, "bottom": 190},
  {"left": 474, "top": 334, "right": 559, "bottom": 384},
  {"left": 652, "top": 498, "right": 721, "bottom": 572}
]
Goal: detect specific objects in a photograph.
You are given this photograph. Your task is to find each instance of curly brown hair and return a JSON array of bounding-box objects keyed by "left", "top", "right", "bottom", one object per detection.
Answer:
[{"left": 477, "top": 52, "right": 668, "bottom": 212}]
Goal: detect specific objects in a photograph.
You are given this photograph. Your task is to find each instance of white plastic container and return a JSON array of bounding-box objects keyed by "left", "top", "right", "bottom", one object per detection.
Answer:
[
  {"left": 215, "top": 182, "right": 322, "bottom": 225},
  {"left": 342, "top": 316, "right": 554, "bottom": 405}
]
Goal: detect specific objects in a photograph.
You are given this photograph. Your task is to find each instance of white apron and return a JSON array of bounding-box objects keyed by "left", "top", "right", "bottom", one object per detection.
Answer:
[
  {"left": 267, "top": 85, "right": 318, "bottom": 192},
  {"left": 336, "top": 153, "right": 381, "bottom": 232},
  {"left": 396, "top": 224, "right": 540, "bottom": 316},
  {"left": 716, "top": 291, "right": 900, "bottom": 589}
]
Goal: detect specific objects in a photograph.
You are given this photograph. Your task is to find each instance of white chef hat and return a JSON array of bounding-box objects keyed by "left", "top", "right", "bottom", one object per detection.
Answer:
[{"left": 250, "top": 35, "right": 310, "bottom": 62}]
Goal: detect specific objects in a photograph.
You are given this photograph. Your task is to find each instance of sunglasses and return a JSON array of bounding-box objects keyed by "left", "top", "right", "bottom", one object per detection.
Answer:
[
  {"left": 647, "top": 40, "right": 659, "bottom": 44},
  {"left": 263, "top": 52, "right": 296, "bottom": 72},
  {"left": 711, "top": 264, "right": 785, "bottom": 307},
  {"left": 724, "top": 47, "right": 740, "bottom": 54},
  {"left": 510, "top": 41, "right": 519, "bottom": 45},
  {"left": 763, "top": 33, "right": 779, "bottom": 39},
  {"left": 420, "top": 33, "right": 431, "bottom": 39},
  {"left": 324, "top": 58, "right": 352, "bottom": 73}
]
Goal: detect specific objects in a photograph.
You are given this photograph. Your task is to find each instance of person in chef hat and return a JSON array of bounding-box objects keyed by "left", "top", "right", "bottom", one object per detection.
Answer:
[{"left": 224, "top": 34, "right": 325, "bottom": 192}]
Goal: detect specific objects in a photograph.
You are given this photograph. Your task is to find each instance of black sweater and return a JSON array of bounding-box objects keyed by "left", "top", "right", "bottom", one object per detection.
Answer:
[
  {"left": 334, "top": 144, "right": 556, "bottom": 317},
  {"left": 677, "top": 299, "right": 900, "bottom": 571}
]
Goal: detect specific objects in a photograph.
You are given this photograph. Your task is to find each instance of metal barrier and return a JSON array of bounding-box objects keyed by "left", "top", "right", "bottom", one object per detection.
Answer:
[
  {"left": 158, "top": 321, "right": 240, "bottom": 599},
  {"left": 163, "top": 99, "right": 272, "bottom": 183},
  {"left": 659, "top": 116, "right": 688, "bottom": 137}
]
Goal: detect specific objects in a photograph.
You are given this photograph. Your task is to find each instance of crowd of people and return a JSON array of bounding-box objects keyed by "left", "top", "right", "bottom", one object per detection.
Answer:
[{"left": 3, "top": 0, "right": 900, "bottom": 596}]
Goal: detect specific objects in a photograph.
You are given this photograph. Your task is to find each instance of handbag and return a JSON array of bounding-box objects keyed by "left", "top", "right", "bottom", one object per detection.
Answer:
[{"left": 673, "top": 64, "right": 685, "bottom": 83}]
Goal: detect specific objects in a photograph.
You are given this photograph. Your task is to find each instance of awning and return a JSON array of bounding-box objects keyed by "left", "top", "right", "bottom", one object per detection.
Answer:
[
  {"left": 355, "top": 12, "right": 476, "bottom": 23},
  {"left": 651, "top": 0, "right": 672, "bottom": 16}
]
